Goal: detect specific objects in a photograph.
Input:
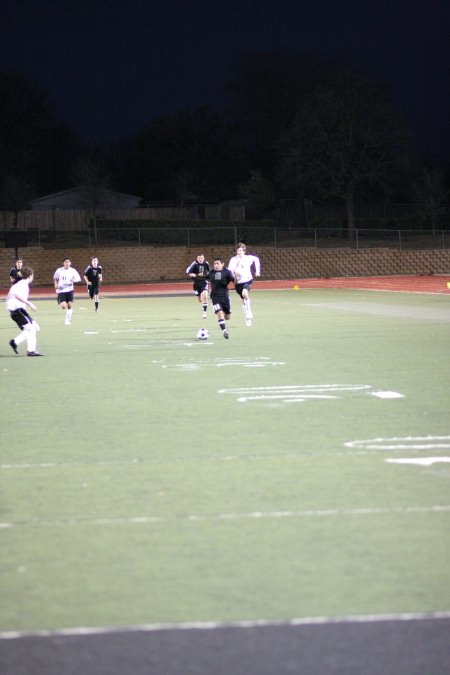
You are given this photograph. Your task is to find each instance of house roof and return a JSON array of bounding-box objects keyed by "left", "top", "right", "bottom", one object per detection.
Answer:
[{"left": 31, "top": 186, "right": 142, "bottom": 204}]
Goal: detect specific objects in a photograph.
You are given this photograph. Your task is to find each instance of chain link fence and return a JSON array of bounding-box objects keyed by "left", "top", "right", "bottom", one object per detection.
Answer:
[{"left": 2, "top": 226, "right": 449, "bottom": 250}]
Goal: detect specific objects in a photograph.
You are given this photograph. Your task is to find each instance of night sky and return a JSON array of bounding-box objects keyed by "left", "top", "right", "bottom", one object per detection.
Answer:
[{"left": 1, "top": 0, "right": 449, "bottom": 161}]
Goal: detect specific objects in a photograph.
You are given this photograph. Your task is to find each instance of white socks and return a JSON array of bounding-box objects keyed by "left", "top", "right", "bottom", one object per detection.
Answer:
[{"left": 15, "top": 324, "right": 37, "bottom": 351}]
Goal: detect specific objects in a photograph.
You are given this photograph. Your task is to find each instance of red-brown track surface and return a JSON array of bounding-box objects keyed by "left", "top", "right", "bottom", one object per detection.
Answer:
[{"left": 24, "top": 274, "right": 450, "bottom": 298}]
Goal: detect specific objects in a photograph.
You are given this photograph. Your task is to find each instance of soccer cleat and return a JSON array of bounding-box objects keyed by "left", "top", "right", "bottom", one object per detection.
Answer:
[
  {"left": 202, "top": 312, "right": 207, "bottom": 319},
  {"left": 9, "top": 339, "right": 18, "bottom": 354},
  {"left": 223, "top": 330, "right": 229, "bottom": 339},
  {"left": 245, "top": 318, "right": 252, "bottom": 326},
  {"left": 27, "top": 351, "right": 44, "bottom": 357},
  {"left": 64, "top": 320, "right": 71, "bottom": 325}
]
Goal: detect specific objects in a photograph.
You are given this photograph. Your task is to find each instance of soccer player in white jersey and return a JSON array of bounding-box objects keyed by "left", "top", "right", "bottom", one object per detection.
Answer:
[
  {"left": 228, "top": 242, "right": 261, "bottom": 326},
  {"left": 53, "top": 257, "right": 82, "bottom": 325},
  {"left": 7, "top": 266, "right": 44, "bottom": 356}
]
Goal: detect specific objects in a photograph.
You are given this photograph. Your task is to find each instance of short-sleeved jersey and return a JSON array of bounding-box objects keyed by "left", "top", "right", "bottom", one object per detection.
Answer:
[
  {"left": 186, "top": 260, "right": 210, "bottom": 277},
  {"left": 228, "top": 254, "right": 261, "bottom": 284},
  {"left": 208, "top": 268, "right": 234, "bottom": 300},
  {"left": 54, "top": 266, "right": 81, "bottom": 293},
  {"left": 6, "top": 279, "right": 30, "bottom": 311},
  {"left": 84, "top": 264, "right": 103, "bottom": 285}
]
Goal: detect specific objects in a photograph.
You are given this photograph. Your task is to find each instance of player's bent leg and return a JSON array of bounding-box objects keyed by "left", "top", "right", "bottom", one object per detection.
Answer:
[{"left": 12, "top": 331, "right": 27, "bottom": 348}]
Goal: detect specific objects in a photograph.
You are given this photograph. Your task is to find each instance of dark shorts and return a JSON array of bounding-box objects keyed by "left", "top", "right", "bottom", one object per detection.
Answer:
[
  {"left": 88, "top": 284, "right": 100, "bottom": 299},
  {"left": 235, "top": 280, "right": 253, "bottom": 298},
  {"left": 211, "top": 296, "right": 231, "bottom": 316},
  {"left": 10, "top": 308, "right": 33, "bottom": 330},
  {"left": 193, "top": 279, "right": 208, "bottom": 296},
  {"left": 57, "top": 291, "right": 74, "bottom": 305}
]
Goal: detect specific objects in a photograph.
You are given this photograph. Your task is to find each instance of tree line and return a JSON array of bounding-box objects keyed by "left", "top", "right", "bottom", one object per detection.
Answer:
[{"left": 0, "top": 51, "right": 448, "bottom": 229}]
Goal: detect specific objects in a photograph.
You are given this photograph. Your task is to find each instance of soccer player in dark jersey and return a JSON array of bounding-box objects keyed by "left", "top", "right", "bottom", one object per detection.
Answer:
[
  {"left": 83, "top": 257, "right": 103, "bottom": 312},
  {"left": 207, "top": 257, "right": 234, "bottom": 339},
  {"left": 186, "top": 254, "right": 210, "bottom": 318},
  {"left": 9, "top": 258, "right": 23, "bottom": 284}
]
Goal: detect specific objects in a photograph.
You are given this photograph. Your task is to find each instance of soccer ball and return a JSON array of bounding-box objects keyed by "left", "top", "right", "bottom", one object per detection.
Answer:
[{"left": 196, "top": 328, "right": 209, "bottom": 341}]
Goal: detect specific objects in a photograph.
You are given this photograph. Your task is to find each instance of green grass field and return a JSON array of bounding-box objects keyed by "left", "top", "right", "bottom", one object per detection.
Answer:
[{"left": 1, "top": 288, "right": 449, "bottom": 633}]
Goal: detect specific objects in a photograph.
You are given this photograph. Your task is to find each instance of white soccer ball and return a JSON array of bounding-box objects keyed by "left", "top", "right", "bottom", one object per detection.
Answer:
[{"left": 196, "top": 328, "right": 209, "bottom": 341}]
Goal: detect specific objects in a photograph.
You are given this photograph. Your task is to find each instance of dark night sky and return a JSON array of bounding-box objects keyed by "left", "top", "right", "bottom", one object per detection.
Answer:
[{"left": 1, "top": 0, "right": 449, "bottom": 161}]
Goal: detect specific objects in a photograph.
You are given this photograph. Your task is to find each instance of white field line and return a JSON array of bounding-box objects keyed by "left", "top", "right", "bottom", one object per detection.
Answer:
[
  {"left": 219, "top": 383, "right": 374, "bottom": 403},
  {"left": 371, "top": 391, "right": 404, "bottom": 399},
  {"left": 3, "top": 441, "right": 450, "bottom": 470},
  {"left": 161, "top": 357, "right": 285, "bottom": 369},
  {"left": 110, "top": 328, "right": 149, "bottom": 333},
  {"left": 216, "top": 357, "right": 272, "bottom": 362},
  {"left": 386, "top": 457, "right": 450, "bottom": 466},
  {"left": 1, "top": 505, "right": 449, "bottom": 530},
  {"left": 1, "top": 611, "right": 450, "bottom": 640},
  {"left": 345, "top": 436, "right": 450, "bottom": 450},
  {"left": 237, "top": 394, "right": 338, "bottom": 402},
  {"left": 219, "top": 384, "right": 372, "bottom": 393}
]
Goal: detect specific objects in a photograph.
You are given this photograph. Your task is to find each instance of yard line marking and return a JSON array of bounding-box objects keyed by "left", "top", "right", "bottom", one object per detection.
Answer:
[
  {"left": 2, "top": 445, "right": 439, "bottom": 470},
  {"left": 216, "top": 356, "right": 272, "bottom": 362},
  {"left": 237, "top": 394, "right": 338, "bottom": 402},
  {"left": 386, "top": 457, "right": 450, "bottom": 466},
  {"left": 345, "top": 435, "right": 450, "bottom": 450},
  {"left": 219, "top": 383, "right": 374, "bottom": 403},
  {"left": 1, "top": 611, "right": 450, "bottom": 640},
  {"left": 111, "top": 328, "right": 149, "bottom": 333},
  {"left": 1, "top": 505, "right": 449, "bottom": 529},
  {"left": 219, "top": 384, "right": 371, "bottom": 392},
  {"left": 162, "top": 356, "right": 285, "bottom": 370},
  {"left": 123, "top": 341, "right": 213, "bottom": 349},
  {"left": 216, "top": 360, "right": 285, "bottom": 368},
  {"left": 371, "top": 391, "right": 404, "bottom": 399}
]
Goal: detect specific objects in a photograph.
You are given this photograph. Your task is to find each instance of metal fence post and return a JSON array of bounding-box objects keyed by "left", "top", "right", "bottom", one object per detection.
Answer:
[{"left": 398, "top": 230, "right": 402, "bottom": 250}]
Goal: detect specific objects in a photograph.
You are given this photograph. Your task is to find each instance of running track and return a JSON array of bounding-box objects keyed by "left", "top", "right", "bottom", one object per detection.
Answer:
[{"left": 26, "top": 273, "right": 450, "bottom": 298}]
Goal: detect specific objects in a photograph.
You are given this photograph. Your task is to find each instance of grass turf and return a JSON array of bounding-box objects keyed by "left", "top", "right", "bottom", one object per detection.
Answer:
[{"left": 1, "top": 289, "right": 449, "bottom": 631}]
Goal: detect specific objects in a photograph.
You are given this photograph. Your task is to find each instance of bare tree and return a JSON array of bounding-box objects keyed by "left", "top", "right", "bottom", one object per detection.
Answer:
[
  {"left": 70, "top": 156, "right": 111, "bottom": 240},
  {"left": 414, "top": 167, "right": 448, "bottom": 234},
  {"left": 238, "top": 170, "right": 276, "bottom": 218},
  {"left": 0, "top": 174, "right": 35, "bottom": 216},
  {"left": 277, "top": 71, "right": 415, "bottom": 234},
  {"left": 0, "top": 69, "right": 82, "bottom": 195},
  {"left": 168, "top": 169, "right": 197, "bottom": 208}
]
